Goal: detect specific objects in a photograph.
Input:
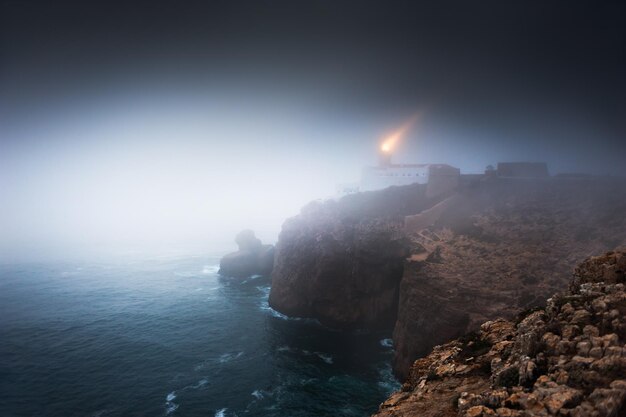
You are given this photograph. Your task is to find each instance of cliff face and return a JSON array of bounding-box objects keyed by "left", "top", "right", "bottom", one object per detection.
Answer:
[
  {"left": 269, "top": 217, "right": 408, "bottom": 329},
  {"left": 269, "top": 176, "right": 626, "bottom": 376},
  {"left": 393, "top": 179, "right": 626, "bottom": 378},
  {"left": 269, "top": 183, "right": 445, "bottom": 330},
  {"left": 373, "top": 249, "right": 626, "bottom": 417}
]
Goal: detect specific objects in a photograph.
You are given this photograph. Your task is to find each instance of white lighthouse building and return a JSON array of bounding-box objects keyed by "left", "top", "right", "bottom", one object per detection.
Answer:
[
  {"left": 360, "top": 159, "right": 459, "bottom": 195},
  {"left": 337, "top": 117, "right": 460, "bottom": 197}
]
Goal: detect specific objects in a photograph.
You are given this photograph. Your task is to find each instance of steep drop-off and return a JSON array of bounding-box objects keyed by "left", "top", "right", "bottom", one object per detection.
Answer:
[
  {"left": 269, "top": 176, "right": 626, "bottom": 378},
  {"left": 373, "top": 249, "right": 626, "bottom": 417},
  {"left": 393, "top": 178, "right": 626, "bottom": 377},
  {"left": 269, "top": 183, "right": 447, "bottom": 329}
]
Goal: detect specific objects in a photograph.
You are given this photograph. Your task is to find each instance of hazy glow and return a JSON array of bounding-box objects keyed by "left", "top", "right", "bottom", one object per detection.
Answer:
[
  {"left": 380, "top": 114, "right": 419, "bottom": 153},
  {"left": 2, "top": 91, "right": 623, "bottom": 262},
  {"left": 0, "top": 94, "right": 372, "bottom": 261}
]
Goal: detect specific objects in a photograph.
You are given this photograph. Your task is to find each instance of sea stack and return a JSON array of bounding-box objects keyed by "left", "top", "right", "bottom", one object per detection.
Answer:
[{"left": 219, "top": 230, "right": 274, "bottom": 278}]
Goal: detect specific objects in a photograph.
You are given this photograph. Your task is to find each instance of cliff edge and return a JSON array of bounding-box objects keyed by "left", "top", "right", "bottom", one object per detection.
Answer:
[
  {"left": 373, "top": 248, "right": 626, "bottom": 417},
  {"left": 268, "top": 183, "right": 451, "bottom": 329},
  {"left": 393, "top": 178, "right": 626, "bottom": 378},
  {"left": 269, "top": 176, "right": 626, "bottom": 378}
]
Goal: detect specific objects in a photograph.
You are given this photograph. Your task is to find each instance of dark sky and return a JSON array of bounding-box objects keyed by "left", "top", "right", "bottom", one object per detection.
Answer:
[{"left": 1, "top": 0, "right": 626, "bottom": 171}]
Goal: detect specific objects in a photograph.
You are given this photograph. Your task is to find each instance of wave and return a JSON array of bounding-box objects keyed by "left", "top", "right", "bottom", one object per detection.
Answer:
[
  {"left": 377, "top": 362, "right": 401, "bottom": 394},
  {"left": 278, "top": 347, "right": 333, "bottom": 364},
  {"left": 315, "top": 352, "right": 334, "bottom": 364},
  {"left": 219, "top": 351, "right": 244, "bottom": 363},
  {"left": 256, "top": 285, "right": 271, "bottom": 296},
  {"left": 165, "top": 403, "right": 179, "bottom": 415},
  {"left": 379, "top": 338, "right": 393, "bottom": 348},
  {"left": 215, "top": 408, "right": 227, "bottom": 417},
  {"left": 202, "top": 265, "right": 220, "bottom": 274},
  {"left": 259, "top": 302, "right": 323, "bottom": 323},
  {"left": 240, "top": 274, "right": 264, "bottom": 284},
  {"left": 191, "top": 379, "right": 208, "bottom": 389},
  {"left": 251, "top": 390, "right": 264, "bottom": 399},
  {"left": 165, "top": 391, "right": 178, "bottom": 415}
]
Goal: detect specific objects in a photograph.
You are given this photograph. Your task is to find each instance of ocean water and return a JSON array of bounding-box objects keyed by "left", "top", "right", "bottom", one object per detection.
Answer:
[{"left": 0, "top": 255, "right": 399, "bottom": 417}]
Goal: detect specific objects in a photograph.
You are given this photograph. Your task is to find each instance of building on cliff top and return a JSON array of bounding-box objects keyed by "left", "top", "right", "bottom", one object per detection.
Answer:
[
  {"left": 336, "top": 141, "right": 549, "bottom": 196},
  {"left": 360, "top": 163, "right": 460, "bottom": 196},
  {"left": 360, "top": 145, "right": 460, "bottom": 197},
  {"left": 336, "top": 146, "right": 461, "bottom": 198}
]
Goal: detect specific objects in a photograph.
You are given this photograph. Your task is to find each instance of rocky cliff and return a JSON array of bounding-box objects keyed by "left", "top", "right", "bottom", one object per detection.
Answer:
[
  {"left": 269, "top": 176, "right": 626, "bottom": 377},
  {"left": 393, "top": 178, "right": 626, "bottom": 378},
  {"left": 268, "top": 183, "right": 447, "bottom": 329},
  {"left": 373, "top": 248, "right": 626, "bottom": 417}
]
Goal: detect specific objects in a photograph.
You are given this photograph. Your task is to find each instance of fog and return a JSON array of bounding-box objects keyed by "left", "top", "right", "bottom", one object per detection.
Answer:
[
  {"left": 1, "top": 0, "right": 625, "bottom": 262},
  {"left": 1, "top": 92, "right": 350, "bottom": 261}
]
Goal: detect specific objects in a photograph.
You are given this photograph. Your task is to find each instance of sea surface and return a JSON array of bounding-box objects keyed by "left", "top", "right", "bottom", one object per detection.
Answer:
[{"left": 0, "top": 255, "right": 399, "bottom": 417}]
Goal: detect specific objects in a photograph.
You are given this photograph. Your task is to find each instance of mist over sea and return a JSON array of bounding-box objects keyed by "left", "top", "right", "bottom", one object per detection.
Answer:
[{"left": 0, "top": 253, "right": 399, "bottom": 417}]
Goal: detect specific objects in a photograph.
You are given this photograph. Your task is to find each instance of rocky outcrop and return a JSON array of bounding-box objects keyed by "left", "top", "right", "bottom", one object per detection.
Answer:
[
  {"left": 373, "top": 249, "right": 626, "bottom": 417},
  {"left": 269, "top": 176, "right": 626, "bottom": 374},
  {"left": 393, "top": 178, "right": 626, "bottom": 378},
  {"left": 269, "top": 216, "right": 409, "bottom": 329},
  {"left": 219, "top": 230, "right": 274, "bottom": 278},
  {"left": 269, "top": 183, "right": 444, "bottom": 330}
]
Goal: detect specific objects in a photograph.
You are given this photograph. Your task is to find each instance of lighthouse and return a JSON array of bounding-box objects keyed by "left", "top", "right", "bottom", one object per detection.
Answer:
[
  {"left": 378, "top": 147, "right": 392, "bottom": 167},
  {"left": 336, "top": 115, "right": 460, "bottom": 196}
]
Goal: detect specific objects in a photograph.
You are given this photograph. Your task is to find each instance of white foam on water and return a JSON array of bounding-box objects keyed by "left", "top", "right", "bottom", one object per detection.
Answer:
[
  {"left": 256, "top": 285, "right": 271, "bottom": 296},
  {"left": 165, "top": 403, "right": 179, "bottom": 415},
  {"left": 258, "top": 300, "right": 287, "bottom": 318},
  {"left": 251, "top": 390, "right": 264, "bottom": 399},
  {"left": 219, "top": 351, "right": 244, "bottom": 363},
  {"left": 241, "top": 274, "right": 264, "bottom": 284},
  {"left": 315, "top": 352, "right": 334, "bottom": 364},
  {"left": 377, "top": 362, "right": 401, "bottom": 394},
  {"left": 215, "top": 408, "right": 227, "bottom": 417},
  {"left": 380, "top": 338, "right": 394, "bottom": 348},
  {"left": 191, "top": 379, "right": 208, "bottom": 389},
  {"left": 261, "top": 305, "right": 322, "bottom": 325},
  {"left": 276, "top": 346, "right": 333, "bottom": 363},
  {"left": 202, "top": 265, "right": 220, "bottom": 274},
  {"left": 165, "top": 391, "right": 178, "bottom": 415},
  {"left": 299, "top": 377, "right": 318, "bottom": 386}
]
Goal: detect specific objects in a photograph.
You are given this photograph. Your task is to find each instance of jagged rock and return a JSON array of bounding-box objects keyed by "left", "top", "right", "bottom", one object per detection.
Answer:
[
  {"left": 218, "top": 230, "right": 274, "bottom": 278},
  {"left": 372, "top": 249, "right": 626, "bottom": 417}
]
